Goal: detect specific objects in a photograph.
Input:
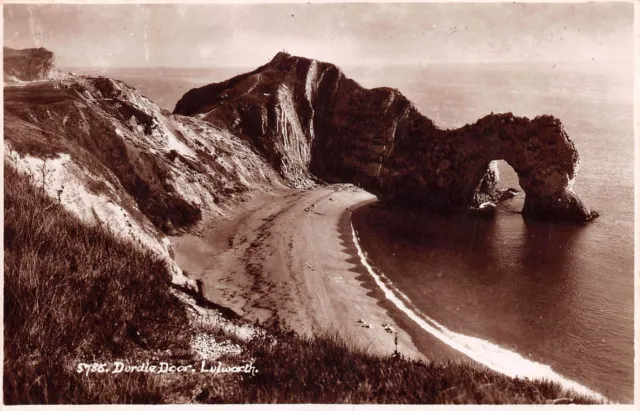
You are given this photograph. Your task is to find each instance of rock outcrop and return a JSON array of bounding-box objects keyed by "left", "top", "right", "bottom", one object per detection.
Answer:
[
  {"left": 175, "top": 52, "right": 597, "bottom": 223},
  {"left": 3, "top": 47, "right": 62, "bottom": 82}
]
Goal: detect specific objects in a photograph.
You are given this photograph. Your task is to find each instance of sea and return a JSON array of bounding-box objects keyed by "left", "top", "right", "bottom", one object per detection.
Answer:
[{"left": 67, "top": 61, "right": 634, "bottom": 402}]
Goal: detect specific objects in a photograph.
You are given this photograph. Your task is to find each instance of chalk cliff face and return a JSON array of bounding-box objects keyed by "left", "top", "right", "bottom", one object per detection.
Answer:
[
  {"left": 4, "top": 49, "right": 283, "bottom": 289},
  {"left": 175, "top": 52, "right": 597, "bottom": 222},
  {"left": 3, "top": 47, "right": 62, "bottom": 82}
]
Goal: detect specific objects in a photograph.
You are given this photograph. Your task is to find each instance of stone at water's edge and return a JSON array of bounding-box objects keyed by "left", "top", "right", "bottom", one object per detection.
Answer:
[
  {"left": 522, "top": 190, "right": 599, "bottom": 223},
  {"left": 175, "top": 52, "right": 597, "bottom": 223}
]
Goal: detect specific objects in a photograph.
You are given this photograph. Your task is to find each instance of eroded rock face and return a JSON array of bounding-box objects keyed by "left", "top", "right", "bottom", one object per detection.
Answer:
[
  {"left": 175, "top": 52, "right": 596, "bottom": 223},
  {"left": 3, "top": 47, "right": 60, "bottom": 82},
  {"left": 5, "top": 58, "right": 284, "bottom": 289},
  {"left": 175, "top": 53, "right": 321, "bottom": 187}
]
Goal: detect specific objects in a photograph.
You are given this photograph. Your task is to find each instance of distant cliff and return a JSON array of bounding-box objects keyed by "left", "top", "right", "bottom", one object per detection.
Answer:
[
  {"left": 3, "top": 47, "right": 62, "bottom": 82},
  {"left": 175, "top": 52, "right": 597, "bottom": 222}
]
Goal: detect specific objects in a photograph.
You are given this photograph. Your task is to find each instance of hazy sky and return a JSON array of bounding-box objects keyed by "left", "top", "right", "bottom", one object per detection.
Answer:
[{"left": 3, "top": 2, "right": 634, "bottom": 68}]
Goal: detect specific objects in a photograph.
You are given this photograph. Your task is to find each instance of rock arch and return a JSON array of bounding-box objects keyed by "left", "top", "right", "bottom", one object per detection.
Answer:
[{"left": 374, "top": 112, "right": 597, "bottom": 222}]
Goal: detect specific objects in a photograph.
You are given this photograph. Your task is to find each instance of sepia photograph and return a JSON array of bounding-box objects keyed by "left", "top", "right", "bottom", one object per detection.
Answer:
[{"left": 2, "top": 0, "right": 635, "bottom": 406}]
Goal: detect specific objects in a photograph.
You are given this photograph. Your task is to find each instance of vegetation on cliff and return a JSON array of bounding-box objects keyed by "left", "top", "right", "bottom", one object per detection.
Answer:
[
  {"left": 4, "top": 72, "right": 284, "bottom": 290},
  {"left": 4, "top": 164, "right": 190, "bottom": 403}
]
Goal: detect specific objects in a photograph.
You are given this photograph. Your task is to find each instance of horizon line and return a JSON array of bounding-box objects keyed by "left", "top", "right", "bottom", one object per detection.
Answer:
[{"left": 59, "top": 59, "right": 628, "bottom": 71}]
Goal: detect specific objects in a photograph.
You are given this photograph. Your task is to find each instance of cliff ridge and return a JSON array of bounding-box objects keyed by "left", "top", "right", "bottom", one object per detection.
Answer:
[{"left": 3, "top": 46, "right": 66, "bottom": 82}]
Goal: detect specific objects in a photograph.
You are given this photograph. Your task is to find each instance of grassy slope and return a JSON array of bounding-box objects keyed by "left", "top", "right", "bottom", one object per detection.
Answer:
[
  {"left": 3, "top": 164, "right": 191, "bottom": 403},
  {"left": 203, "top": 317, "right": 598, "bottom": 405},
  {"left": 3, "top": 165, "right": 599, "bottom": 404}
]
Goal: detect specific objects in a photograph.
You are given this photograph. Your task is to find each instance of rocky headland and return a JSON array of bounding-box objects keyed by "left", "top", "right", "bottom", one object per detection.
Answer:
[
  {"left": 3, "top": 47, "right": 598, "bottom": 319},
  {"left": 3, "top": 47, "right": 598, "bottom": 317},
  {"left": 175, "top": 52, "right": 597, "bottom": 223},
  {"left": 3, "top": 46, "right": 65, "bottom": 82}
]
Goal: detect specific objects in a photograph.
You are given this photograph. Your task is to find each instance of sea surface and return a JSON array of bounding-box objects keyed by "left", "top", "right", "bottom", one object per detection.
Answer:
[{"left": 68, "top": 62, "right": 634, "bottom": 402}]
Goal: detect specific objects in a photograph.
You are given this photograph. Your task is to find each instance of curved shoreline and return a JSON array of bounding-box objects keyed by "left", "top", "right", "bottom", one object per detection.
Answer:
[{"left": 348, "top": 205, "right": 607, "bottom": 402}]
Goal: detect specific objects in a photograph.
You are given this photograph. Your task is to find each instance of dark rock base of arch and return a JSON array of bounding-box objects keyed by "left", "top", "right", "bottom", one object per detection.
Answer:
[{"left": 522, "top": 191, "right": 599, "bottom": 223}]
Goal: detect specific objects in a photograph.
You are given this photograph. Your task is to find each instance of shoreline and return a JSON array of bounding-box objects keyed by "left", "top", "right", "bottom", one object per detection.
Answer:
[{"left": 338, "top": 199, "right": 468, "bottom": 363}]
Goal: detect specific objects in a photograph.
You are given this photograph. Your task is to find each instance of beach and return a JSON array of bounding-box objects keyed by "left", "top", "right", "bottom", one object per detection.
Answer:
[{"left": 170, "top": 185, "right": 428, "bottom": 360}]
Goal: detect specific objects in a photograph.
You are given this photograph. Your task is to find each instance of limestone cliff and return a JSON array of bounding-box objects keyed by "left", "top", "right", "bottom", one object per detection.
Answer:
[
  {"left": 4, "top": 49, "right": 283, "bottom": 289},
  {"left": 175, "top": 52, "right": 597, "bottom": 222},
  {"left": 3, "top": 47, "right": 63, "bottom": 82}
]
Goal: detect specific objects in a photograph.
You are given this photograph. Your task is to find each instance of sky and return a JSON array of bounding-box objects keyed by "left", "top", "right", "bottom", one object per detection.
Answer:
[{"left": 3, "top": 2, "right": 634, "bottom": 68}]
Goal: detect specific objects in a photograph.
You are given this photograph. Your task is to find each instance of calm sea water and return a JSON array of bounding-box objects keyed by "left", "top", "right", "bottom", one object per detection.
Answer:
[{"left": 70, "top": 62, "right": 633, "bottom": 402}]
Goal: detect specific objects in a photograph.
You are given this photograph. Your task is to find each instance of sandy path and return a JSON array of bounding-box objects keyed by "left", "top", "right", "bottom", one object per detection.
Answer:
[{"left": 171, "top": 185, "right": 425, "bottom": 360}]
